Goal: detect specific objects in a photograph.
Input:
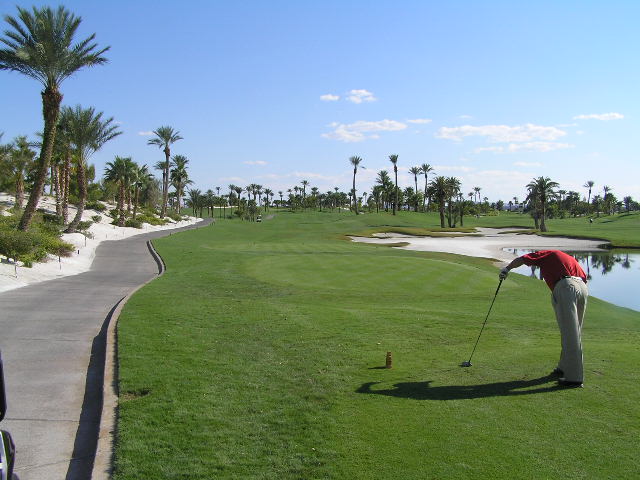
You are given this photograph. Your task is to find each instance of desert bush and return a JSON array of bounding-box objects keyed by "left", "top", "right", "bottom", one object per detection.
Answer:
[
  {"left": 86, "top": 200, "right": 107, "bottom": 212},
  {"left": 91, "top": 215, "right": 102, "bottom": 223},
  {"left": 125, "top": 218, "right": 143, "bottom": 229}
]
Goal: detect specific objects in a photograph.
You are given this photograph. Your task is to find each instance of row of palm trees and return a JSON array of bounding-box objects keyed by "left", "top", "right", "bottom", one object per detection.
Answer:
[
  {"left": 0, "top": 5, "right": 110, "bottom": 232},
  {"left": 0, "top": 6, "right": 194, "bottom": 233}
]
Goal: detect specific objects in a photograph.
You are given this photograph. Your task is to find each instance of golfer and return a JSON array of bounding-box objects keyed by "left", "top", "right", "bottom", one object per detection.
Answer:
[{"left": 499, "top": 250, "right": 588, "bottom": 388}]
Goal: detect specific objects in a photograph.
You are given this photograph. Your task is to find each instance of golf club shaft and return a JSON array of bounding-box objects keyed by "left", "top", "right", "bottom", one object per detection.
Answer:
[{"left": 466, "top": 279, "right": 503, "bottom": 363}]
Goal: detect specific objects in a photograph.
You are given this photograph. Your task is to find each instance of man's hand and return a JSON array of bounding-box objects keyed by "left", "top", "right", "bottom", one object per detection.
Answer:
[{"left": 499, "top": 267, "right": 510, "bottom": 280}]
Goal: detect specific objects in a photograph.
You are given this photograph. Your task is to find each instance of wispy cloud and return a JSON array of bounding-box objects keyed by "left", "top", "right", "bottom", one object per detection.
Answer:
[
  {"left": 573, "top": 112, "right": 624, "bottom": 121},
  {"left": 138, "top": 131, "right": 154, "bottom": 136},
  {"left": 243, "top": 160, "right": 267, "bottom": 166},
  {"left": 406, "top": 118, "right": 432, "bottom": 124},
  {"left": 514, "top": 161, "right": 543, "bottom": 167},
  {"left": 475, "top": 142, "right": 572, "bottom": 154},
  {"left": 459, "top": 114, "right": 473, "bottom": 119},
  {"left": 346, "top": 89, "right": 377, "bottom": 104},
  {"left": 437, "top": 124, "right": 567, "bottom": 143},
  {"left": 433, "top": 165, "right": 476, "bottom": 173},
  {"left": 320, "top": 94, "right": 340, "bottom": 102},
  {"left": 322, "top": 119, "right": 407, "bottom": 142}
]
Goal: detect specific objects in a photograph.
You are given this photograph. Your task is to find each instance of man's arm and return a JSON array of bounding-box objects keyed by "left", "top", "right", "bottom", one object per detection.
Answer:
[{"left": 499, "top": 256, "right": 526, "bottom": 279}]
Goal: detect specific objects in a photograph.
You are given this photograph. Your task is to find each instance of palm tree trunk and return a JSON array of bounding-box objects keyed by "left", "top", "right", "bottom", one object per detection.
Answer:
[
  {"left": 54, "top": 164, "right": 62, "bottom": 217},
  {"left": 133, "top": 186, "right": 139, "bottom": 220},
  {"left": 62, "top": 153, "right": 70, "bottom": 224},
  {"left": 65, "top": 159, "right": 87, "bottom": 233},
  {"left": 393, "top": 167, "right": 398, "bottom": 215},
  {"left": 352, "top": 168, "right": 358, "bottom": 214},
  {"left": 540, "top": 200, "right": 547, "bottom": 232},
  {"left": 15, "top": 175, "right": 24, "bottom": 209},
  {"left": 118, "top": 182, "right": 126, "bottom": 226},
  {"left": 161, "top": 148, "right": 170, "bottom": 218},
  {"left": 18, "top": 87, "right": 63, "bottom": 231}
]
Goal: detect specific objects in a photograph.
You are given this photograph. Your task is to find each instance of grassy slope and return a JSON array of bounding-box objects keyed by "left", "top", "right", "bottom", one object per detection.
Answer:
[{"left": 115, "top": 210, "right": 640, "bottom": 479}]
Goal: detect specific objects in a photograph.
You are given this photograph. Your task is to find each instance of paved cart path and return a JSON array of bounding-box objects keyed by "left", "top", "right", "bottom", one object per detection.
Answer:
[{"left": 0, "top": 219, "right": 212, "bottom": 480}]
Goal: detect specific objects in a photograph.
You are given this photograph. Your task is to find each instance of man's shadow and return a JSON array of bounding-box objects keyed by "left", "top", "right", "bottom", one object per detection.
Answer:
[{"left": 356, "top": 374, "right": 562, "bottom": 400}]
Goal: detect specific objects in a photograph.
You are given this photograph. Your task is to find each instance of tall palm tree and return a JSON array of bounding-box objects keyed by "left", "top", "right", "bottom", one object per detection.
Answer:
[
  {"left": 63, "top": 105, "right": 121, "bottom": 232},
  {"left": 420, "top": 163, "right": 434, "bottom": 210},
  {"left": 349, "top": 156, "right": 363, "bottom": 214},
  {"left": 473, "top": 186, "right": 481, "bottom": 204},
  {"left": 389, "top": 154, "right": 399, "bottom": 215},
  {"left": 170, "top": 154, "right": 191, "bottom": 213},
  {"left": 104, "top": 156, "right": 132, "bottom": 226},
  {"left": 1, "top": 5, "right": 109, "bottom": 231},
  {"left": 429, "top": 176, "right": 449, "bottom": 228},
  {"left": 583, "top": 180, "right": 594, "bottom": 213},
  {"left": 132, "top": 164, "right": 151, "bottom": 220},
  {"left": 148, "top": 126, "right": 183, "bottom": 218},
  {"left": 409, "top": 166, "right": 421, "bottom": 195},
  {"left": 527, "top": 176, "right": 558, "bottom": 232},
  {"left": 8, "top": 136, "right": 36, "bottom": 209}
]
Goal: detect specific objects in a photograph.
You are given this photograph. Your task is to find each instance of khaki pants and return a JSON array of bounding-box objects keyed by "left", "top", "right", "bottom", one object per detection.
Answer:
[{"left": 552, "top": 277, "right": 588, "bottom": 382}]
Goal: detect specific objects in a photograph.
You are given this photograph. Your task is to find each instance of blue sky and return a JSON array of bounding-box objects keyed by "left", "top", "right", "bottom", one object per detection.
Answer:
[{"left": 1, "top": 0, "right": 638, "bottom": 202}]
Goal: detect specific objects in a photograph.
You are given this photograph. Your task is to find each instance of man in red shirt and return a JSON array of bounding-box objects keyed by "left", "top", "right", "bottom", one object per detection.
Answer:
[{"left": 500, "top": 250, "right": 588, "bottom": 387}]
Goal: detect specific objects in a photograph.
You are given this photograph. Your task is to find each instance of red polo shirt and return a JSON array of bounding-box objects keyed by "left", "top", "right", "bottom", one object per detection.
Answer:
[{"left": 521, "top": 250, "right": 587, "bottom": 291}]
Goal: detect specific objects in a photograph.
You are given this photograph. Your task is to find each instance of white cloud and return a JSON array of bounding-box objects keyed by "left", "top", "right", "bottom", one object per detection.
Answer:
[
  {"left": 320, "top": 94, "right": 340, "bottom": 102},
  {"left": 346, "top": 89, "right": 377, "bottom": 104},
  {"left": 322, "top": 119, "right": 407, "bottom": 142},
  {"left": 406, "top": 118, "right": 432, "bottom": 124},
  {"left": 475, "top": 146, "right": 505, "bottom": 153},
  {"left": 138, "top": 131, "right": 154, "bottom": 136},
  {"left": 514, "top": 161, "right": 543, "bottom": 167},
  {"left": 475, "top": 142, "right": 573, "bottom": 154},
  {"left": 219, "top": 176, "right": 245, "bottom": 183},
  {"left": 573, "top": 112, "right": 624, "bottom": 121},
  {"left": 437, "top": 123, "right": 567, "bottom": 143},
  {"left": 243, "top": 160, "right": 267, "bottom": 166},
  {"left": 433, "top": 165, "right": 476, "bottom": 173}
]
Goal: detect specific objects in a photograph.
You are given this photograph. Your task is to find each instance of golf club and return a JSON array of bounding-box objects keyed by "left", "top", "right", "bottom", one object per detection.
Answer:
[{"left": 460, "top": 278, "right": 503, "bottom": 367}]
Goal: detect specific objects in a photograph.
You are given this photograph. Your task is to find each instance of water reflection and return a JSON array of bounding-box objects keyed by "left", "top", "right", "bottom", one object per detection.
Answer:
[{"left": 504, "top": 249, "right": 639, "bottom": 312}]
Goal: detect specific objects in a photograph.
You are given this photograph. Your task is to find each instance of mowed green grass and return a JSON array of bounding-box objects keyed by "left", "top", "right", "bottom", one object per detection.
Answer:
[{"left": 114, "top": 210, "right": 640, "bottom": 479}]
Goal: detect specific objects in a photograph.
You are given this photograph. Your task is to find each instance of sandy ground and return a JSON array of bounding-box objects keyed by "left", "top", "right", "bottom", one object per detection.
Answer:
[
  {"left": 350, "top": 227, "right": 610, "bottom": 265},
  {"left": 0, "top": 193, "right": 201, "bottom": 293}
]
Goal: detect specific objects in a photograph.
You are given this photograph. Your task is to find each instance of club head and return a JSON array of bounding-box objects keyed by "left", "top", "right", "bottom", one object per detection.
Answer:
[{"left": 460, "top": 361, "right": 472, "bottom": 367}]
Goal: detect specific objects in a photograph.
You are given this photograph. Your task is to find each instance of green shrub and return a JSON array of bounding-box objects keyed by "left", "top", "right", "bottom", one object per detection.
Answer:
[
  {"left": 92, "top": 215, "right": 102, "bottom": 223},
  {"left": 136, "top": 213, "right": 168, "bottom": 226},
  {"left": 86, "top": 200, "right": 107, "bottom": 212},
  {"left": 167, "top": 212, "right": 183, "bottom": 222},
  {"left": 0, "top": 229, "right": 38, "bottom": 261},
  {"left": 42, "top": 212, "right": 62, "bottom": 224},
  {"left": 77, "top": 220, "right": 93, "bottom": 232},
  {"left": 125, "top": 218, "right": 143, "bottom": 229}
]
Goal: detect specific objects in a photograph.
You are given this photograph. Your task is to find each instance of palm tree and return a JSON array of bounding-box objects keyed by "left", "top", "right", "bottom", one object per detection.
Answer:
[
  {"left": 583, "top": 180, "right": 594, "bottom": 213},
  {"left": 409, "top": 166, "right": 421, "bottom": 195},
  {"left": 132, "top": 164, "right": 152, "bottom": 220},
  {"left": 1, "top": 5, "right": 109, "bottom": 231},
  {"left": 420, "top": 163, "right": 434, "bottom": 210},
  {"left": 148, "top": 126, "right": 183, "bottom": 218},
  {"left": 8, "top": 136, "right": 36, "bottom": 209},
  {"left": 349, "top": 156, "right": 363, "bottom": 214},
  {"left": 445, "top": 177, "right": 461, "bottom": 227},
  {"left": 473, "top": 186, "right": 481, "bottom": 204},
  {"left": 104, "top": 156, "right": 132, "bottom": 226},
  {"left": 389, "top": 154, "right": 399, "bottom": 215},
  {"left": 429, "top": 176, "right": 449, "bottom": 228},
  {"left": 527, "top": 176, "right": 558, "bottom": 232},
  {"left": 170, "top": 154, "right": 191, "bottom": 213},
  {"left": 63, "top": 105, "right": 121, "bottom": 232}
]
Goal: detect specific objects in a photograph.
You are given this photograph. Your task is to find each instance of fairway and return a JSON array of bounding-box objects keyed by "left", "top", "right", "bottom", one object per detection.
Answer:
[{"left": 114, "top": 211, "right": 640, "bottom": 479}]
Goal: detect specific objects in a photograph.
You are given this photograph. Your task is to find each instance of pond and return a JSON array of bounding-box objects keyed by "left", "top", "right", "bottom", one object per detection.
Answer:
[{"left": 505, "top": 249, "right": 640, "bottom": 312}]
